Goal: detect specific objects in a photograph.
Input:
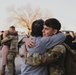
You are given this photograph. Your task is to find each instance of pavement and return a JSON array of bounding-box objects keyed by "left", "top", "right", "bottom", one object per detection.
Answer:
[{"left": 0, "top": 50, "right": 22, "bottom": 75}]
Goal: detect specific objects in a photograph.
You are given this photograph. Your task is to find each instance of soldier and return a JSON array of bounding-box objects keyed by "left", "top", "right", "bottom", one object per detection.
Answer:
[
  {"left": 25, "top": 44, "right": 66, "bottom": 75},
  {"left": 19, "top": 18, "right": 66, "bottom": 75},
  {"left": 7, "top": 34, "right": 18, "bottom": 75},
  {"left": 1, "top": 26, "right": 18, "bottom": 75}
]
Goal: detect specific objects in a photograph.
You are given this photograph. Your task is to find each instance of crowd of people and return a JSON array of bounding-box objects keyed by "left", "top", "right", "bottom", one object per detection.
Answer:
[{"left": 0, "top": 18, "right": 76, "bottom": 75}]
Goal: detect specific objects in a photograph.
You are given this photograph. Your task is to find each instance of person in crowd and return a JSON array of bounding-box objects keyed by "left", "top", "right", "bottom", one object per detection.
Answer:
[
  {"left": 0, "top": 31, "right": 4, "bottom": 46},
  {"left": 19, "top": 18, "right": 66, "bottom": 75},
  {"left": 1, "top": 26, "right": 18, "bottom": 75},
  {"left": 64, "top": 32, "right": 74, "bottom": 48}
]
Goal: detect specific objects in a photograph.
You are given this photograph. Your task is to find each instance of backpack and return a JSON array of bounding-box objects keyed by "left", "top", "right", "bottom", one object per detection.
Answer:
[{"left": 62, "top": 43, "right": 76, "bottom": 75}]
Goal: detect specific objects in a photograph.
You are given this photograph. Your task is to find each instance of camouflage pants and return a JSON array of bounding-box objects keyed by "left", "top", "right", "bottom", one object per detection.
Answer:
[{"left": 7, "top": 52, "right": 16, "bottom": 75}]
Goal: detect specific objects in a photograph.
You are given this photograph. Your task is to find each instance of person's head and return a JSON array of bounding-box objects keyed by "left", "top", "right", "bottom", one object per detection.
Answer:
[
  {"left": 42, "top": 18, "right": 61, "bottom": 37},
  {"left": 31, "top": 19, "right": 44, "bottom": 37},
  {"left": 1, "top": 31, "right": 4, "bottom": 33},
  {"left": 0, "top": 31, "right": 4, "bottom": 35},
  {"left": 9, "top": 26, "right": 15, "bottom": 33}
]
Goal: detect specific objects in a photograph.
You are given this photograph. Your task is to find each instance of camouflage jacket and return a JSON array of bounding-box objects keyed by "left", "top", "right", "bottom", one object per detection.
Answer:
[
  {"left": 9, "top": 35, "right": 18, "bottom": 53},
  {"left": 1, "top": 35, "right": 18, "bottom": 53},
  {"left": 25, "top": 44, "right": 66, "bottom": 75}
]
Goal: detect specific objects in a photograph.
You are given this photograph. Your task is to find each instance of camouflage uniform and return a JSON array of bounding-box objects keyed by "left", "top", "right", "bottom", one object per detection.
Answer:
[
  {"left": 1, "top": 34, "right": 18, "bottom": 75},
  {"left": 25, "top": 44, "right": 66, "bottom": 75}
]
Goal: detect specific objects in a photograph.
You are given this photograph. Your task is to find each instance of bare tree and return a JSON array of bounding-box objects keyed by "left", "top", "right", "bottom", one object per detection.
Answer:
[{"left": 7, "top": 5, "right": 52, "bottom": 34}]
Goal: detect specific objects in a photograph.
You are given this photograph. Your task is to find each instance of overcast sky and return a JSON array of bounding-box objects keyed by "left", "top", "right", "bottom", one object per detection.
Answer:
[{"left": 0, "top": 0, "right": 76, "bottom": 32}]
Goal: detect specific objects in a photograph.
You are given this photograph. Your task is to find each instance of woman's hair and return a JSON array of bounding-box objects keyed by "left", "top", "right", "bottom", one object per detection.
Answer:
[{"left": 31, "top": 19, "right": 44, "bottom": 37}]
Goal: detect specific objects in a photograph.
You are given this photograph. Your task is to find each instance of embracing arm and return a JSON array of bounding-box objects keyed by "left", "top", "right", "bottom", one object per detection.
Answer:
[
  {"left": 40, "top": 32, "right": 66, "bottom": 52},
  {"left": 28, "top": 32, "right": 66, "bottom": 53},
  {"left": 21, "top": 33, "right": 66, "bottom": 65},
  {"left": 22, "top": 33, "right": 66, "bottom": 50},
  {"left": 1, "top": 35, "right": 14, "bottom": 44},
  {"left": 25, "top": 44, "right": 66, "bottom": 66}
]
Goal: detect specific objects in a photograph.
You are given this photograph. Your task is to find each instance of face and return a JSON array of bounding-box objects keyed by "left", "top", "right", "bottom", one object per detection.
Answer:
[
  {"left": 42, "top": 25, "right": 57, "bottom": 37},
  {"left": 9, "top": 28, "right": 15, "bottom": 33}
]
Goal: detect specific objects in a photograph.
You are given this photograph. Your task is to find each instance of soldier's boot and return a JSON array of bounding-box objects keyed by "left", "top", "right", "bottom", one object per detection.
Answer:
[{"left": 1, "top": 65, "right": 6, "bottom": 75}]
